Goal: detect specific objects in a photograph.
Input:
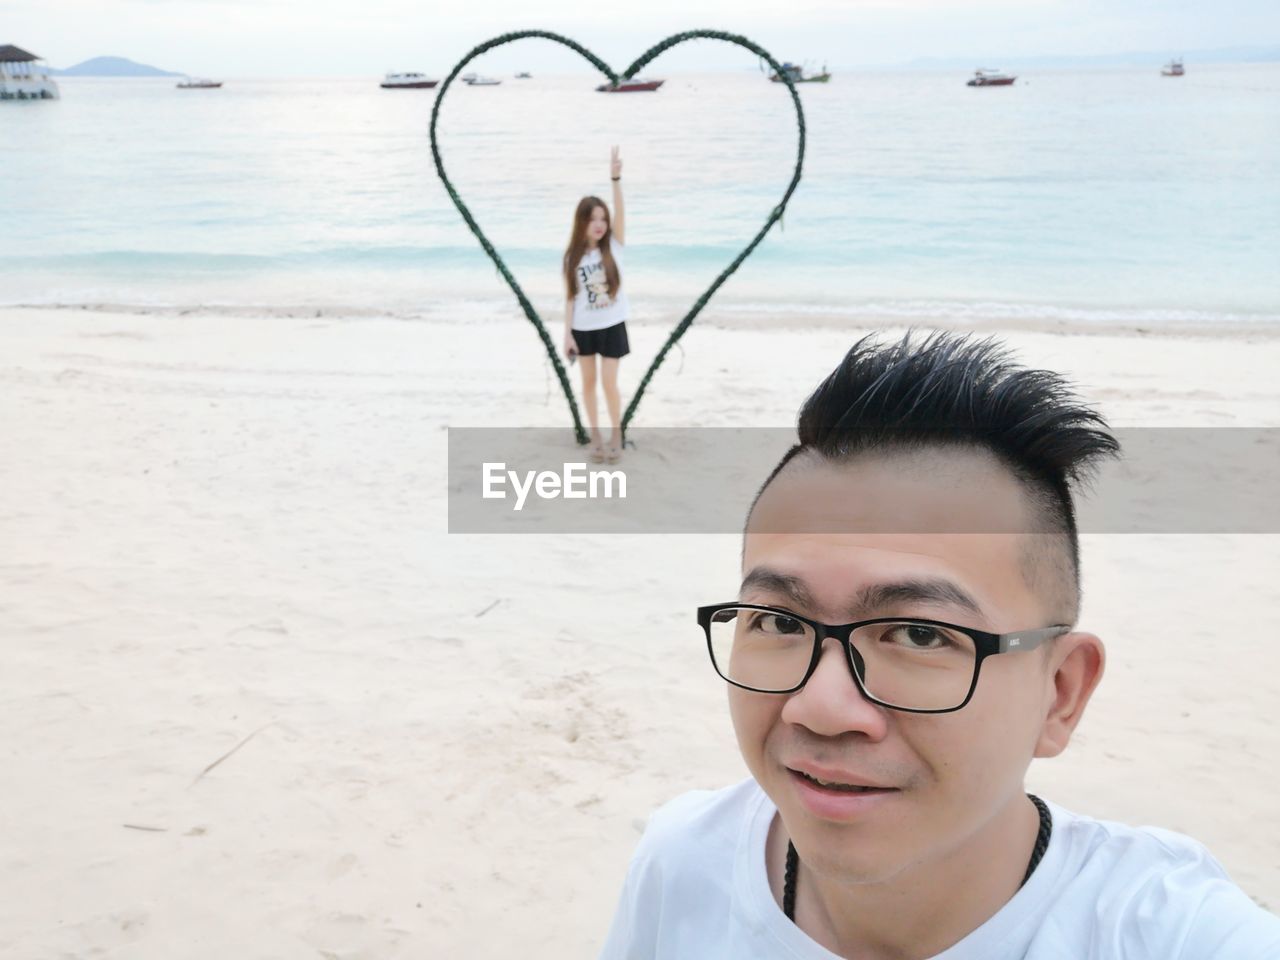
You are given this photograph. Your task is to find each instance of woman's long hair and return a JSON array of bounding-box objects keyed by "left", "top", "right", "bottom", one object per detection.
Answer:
[{"left": 563, "top": 196, "right": 621, "bottom": 301}]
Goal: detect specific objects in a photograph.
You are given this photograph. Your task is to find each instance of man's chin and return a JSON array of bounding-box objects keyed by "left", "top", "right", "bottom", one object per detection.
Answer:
[
  {"left": 765, "top": 772, "right": 919, "bottom": 880},
  {"left": 783, "top": 817, "right": 910, "bottom": 886}
]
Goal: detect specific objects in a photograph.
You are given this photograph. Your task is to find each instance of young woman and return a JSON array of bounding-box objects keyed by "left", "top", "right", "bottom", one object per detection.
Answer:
[{"left": 563, "top": 145, "right": 629, "bottom": 464}]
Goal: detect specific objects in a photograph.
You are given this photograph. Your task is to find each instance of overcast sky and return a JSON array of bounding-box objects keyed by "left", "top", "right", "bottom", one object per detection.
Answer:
[{"left": 5, "top": 0, "right": 1277, "bottom": 75}]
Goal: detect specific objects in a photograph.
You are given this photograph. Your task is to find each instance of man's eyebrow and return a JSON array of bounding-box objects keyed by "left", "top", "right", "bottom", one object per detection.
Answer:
[
  {"left": 739, "top": 568, "right": 816, "bottom": 608},
  {"left": 851, "top": 579, "right": 984, "bottom": 619},
  {"left": 739, "top": 569, "right": 984, "bottom": 620}
]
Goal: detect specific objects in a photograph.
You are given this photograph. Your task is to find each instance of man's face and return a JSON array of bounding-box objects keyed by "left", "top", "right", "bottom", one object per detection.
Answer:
[{"left": 735, "top": 447, "right": 1065, "bottom": 885}]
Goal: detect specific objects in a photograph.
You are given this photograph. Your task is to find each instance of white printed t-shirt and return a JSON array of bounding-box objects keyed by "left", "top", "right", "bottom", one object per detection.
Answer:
[
  {"left": 572, "top": 239, "right": 629, "bottom": 332},
  {"left": 598, "top": 778, "right": 1280, "bottom": 960}
]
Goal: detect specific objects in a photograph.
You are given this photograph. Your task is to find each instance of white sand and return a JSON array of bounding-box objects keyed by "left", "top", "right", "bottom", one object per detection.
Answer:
[{"left": 1, "top": 306, "right": 1277, "bottom": 958}]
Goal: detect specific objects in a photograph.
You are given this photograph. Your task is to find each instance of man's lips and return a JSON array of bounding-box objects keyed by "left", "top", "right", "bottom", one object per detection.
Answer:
[{"left": 786, "top": 763, "right": 900, "bottom": 793}]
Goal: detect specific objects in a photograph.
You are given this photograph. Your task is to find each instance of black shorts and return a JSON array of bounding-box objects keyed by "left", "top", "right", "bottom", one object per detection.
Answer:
[{"left": 573, "top": 321, "right": 630, "bottom": 359}]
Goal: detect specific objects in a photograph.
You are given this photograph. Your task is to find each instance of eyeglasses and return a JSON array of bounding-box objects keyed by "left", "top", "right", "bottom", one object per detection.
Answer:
[{"left": 697, "top": 603, "right": 1069, "bottom": 714}]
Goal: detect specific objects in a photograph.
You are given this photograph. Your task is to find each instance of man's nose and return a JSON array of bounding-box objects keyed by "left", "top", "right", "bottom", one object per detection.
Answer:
[{"left": 780, "top": 637, "right": 890, "bottom": 740}]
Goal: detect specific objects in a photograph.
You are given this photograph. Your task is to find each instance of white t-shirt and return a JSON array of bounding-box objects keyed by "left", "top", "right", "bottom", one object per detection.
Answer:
[
  {"left": 598, "top": 778, "right": 1280, "bottom": 960},
  {"left": 572, "top": 239, "right": 629, "bottom": 331}
]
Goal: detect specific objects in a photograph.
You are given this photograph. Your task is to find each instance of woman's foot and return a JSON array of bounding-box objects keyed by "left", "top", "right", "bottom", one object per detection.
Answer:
[
  {"left": 605, "top": 443, "right": 622, "bottom": 464},
  {"left": 589, "top": 438, "right": 606, "bottom": 463}
]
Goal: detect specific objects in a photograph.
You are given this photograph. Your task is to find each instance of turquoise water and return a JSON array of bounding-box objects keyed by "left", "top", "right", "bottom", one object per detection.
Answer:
[{"left": 2, "top": 65, "right": 1277, "bottom": 324}]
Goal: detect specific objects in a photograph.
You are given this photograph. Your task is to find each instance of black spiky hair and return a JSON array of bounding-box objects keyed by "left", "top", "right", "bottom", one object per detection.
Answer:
[{"left": 752, "top": 331, "right": 1120, "bottom": 599}]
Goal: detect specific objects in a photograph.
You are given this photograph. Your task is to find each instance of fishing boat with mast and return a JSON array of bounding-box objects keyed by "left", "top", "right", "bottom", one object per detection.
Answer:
[
  {"left": 768, "top": 61, "right": 830, "bottom": 84},
  {"left": 1161, "top": 58, "right": 1184, "bottom": 77}
]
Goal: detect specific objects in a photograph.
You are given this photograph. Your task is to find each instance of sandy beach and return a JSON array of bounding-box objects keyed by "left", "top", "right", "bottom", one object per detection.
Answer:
[{"left": 2, "top": 305, "right": 1278, "bottom": 958}]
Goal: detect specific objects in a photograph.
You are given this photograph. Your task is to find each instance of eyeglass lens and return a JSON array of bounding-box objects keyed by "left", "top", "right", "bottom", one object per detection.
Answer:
[{"left": 708, "top": 607, "right": 978, "bottom": 710}]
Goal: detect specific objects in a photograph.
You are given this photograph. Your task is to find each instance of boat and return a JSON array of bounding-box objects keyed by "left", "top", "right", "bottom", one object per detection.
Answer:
[
  {"left": 595, "top": 77, "right": 665, "bottom": 93},
  {"left": 966, "top": 69, "right": 1016, "bottom": 87},
  {"left": 768, "top": 61, "right": 830, "bottom": 84},
  {"left": 464, "top": 75, "right": 502, "bottom": 86},
  {"left": 1161, "top": 58, "right": 1184, "bottom": 77},
  {"left": 0, "top": 44, "right": 60, "bottom": 100},
  {"left": 177, "top": 77, "right": 222, "bottom": 89},
  {"left": 515, "top": 71, "right": 532, "bottom": 79},
  {"left": 381, "top": 72, "right": 438, "bottom": 89}
]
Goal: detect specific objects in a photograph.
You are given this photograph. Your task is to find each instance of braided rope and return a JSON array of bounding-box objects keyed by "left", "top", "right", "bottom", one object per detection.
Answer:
[
  {"left": 783, "top": 839, "right": 799, "bottom": 919},
  {"left": 1022, "top": 793, "right": 1053, "bottom": 887},
  {"left": 430, "top": 29, "right": 806, "bottom": 444}
]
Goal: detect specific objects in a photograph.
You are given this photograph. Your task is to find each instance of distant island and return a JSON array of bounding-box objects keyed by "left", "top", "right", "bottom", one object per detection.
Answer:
[
  {"left": 51, "top": 56, "right": 183, "bottom": 77},
  {"left": 892, "top": 45, "right": 1280, "bottom": 71}
]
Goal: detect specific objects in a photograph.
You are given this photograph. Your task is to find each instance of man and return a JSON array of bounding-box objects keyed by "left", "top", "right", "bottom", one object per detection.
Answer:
[{"left": 599, "top": 332, "right": 1280, "bottom": 959}]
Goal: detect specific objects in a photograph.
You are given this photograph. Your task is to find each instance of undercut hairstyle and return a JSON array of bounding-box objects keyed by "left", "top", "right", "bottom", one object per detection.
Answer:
[{"left": 749, "top": 331, "right": 1120, "bottom": 620}]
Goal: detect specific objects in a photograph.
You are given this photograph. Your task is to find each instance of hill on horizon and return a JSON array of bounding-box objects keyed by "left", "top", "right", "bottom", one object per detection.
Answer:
[
  {"left": 52, "top": 56, "right": 183, "bottom": 77},
  {"left": 893, "top": 44, "right": 1280, "bottom": 70}
]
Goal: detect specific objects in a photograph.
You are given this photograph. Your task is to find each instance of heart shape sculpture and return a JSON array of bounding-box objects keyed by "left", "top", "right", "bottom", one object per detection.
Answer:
[{"left": 430, "top": 29, "right": 806, "bottom": 443}]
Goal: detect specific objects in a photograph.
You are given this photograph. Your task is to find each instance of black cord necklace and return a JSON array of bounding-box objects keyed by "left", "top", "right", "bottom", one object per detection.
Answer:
[{"left": 783, "top": 793, "right": 1052, "bottom": 922}]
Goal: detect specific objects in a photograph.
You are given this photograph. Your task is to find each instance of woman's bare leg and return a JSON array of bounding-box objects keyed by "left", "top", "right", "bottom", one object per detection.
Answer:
[
  {"left": 579, "top": 354, "right": 602, "bottom": 443},
  {"left": 601, "top": 357, "right": 622, "bottom": 454}
]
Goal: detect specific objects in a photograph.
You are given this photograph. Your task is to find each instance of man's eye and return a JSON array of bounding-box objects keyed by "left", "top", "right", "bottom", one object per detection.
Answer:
[
  {"left": 754, "top": 613, "right": 804, "bottom": 635},
  {"left": 887, "top": 624, "right": 948, "bottom": 649}
]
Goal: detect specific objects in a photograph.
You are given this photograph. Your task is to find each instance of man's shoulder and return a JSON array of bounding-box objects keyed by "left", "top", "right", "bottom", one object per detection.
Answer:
[
  {"left": 1054, "top": 801, "right": 1237, "bottom": 878},
  {"left": 1047, "top": 802, "right": 1280, "bottom": 956},
  {"left": 597, "top": 780, "right": 768, "bottom": 959},
  {"left": 635, "top": 777, "right": 764, "bottom": 863}
]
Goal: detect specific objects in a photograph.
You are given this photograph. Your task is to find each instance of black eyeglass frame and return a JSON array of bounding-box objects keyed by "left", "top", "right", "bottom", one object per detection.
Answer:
[{"left": 697, "top": 602, "right": 1071, "bottom": 715}]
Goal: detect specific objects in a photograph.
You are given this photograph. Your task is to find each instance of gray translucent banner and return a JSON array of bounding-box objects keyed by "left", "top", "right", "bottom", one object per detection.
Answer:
[{"left": 447, "top": 428, "right": 1280, "bottom": 534}]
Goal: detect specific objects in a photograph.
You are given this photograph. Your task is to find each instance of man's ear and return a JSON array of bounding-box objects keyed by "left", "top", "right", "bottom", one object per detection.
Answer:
[{"left": 1034, "top": 632, "right": 1105, "bottom": 759}]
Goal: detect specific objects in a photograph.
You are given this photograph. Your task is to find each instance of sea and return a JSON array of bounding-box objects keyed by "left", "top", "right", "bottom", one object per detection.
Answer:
[{"left": 2, "top": 64, "right": 1278, "bottom": 328}]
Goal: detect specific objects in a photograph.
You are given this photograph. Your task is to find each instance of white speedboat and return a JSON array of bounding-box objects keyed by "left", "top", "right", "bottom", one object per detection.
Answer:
[
  {"left": 464, "top": 74, "right": 502, "bottom": 86},
  {"left": 381, "top": 72, "right": 438, "bottom": 89},
  {"left": 177, "top": 77, "right": 222, "bottom": 89}
]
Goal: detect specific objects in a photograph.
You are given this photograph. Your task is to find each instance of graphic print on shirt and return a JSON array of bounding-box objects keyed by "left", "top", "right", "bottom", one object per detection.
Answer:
[{"left": 578, "top": 256, "right": 615, "bottom": 311}]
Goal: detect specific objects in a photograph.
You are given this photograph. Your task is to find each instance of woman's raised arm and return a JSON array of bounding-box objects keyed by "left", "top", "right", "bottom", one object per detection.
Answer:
[{"left": 610, "top": 145, "right": 625, "bottom": 246}]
